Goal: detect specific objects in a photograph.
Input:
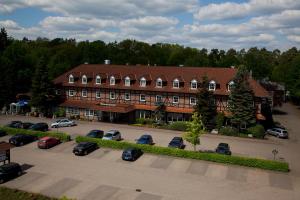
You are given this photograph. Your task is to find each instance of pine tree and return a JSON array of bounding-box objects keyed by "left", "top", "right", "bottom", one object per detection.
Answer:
[
  {"left": 0, "top": 27, "right": 8, "bottom": 52},
  {"left": 228, "top": 66, "right": 256, "bottom": 129},
  {"left": 31, "top": 56, "right": 55, "bottom": 115},
  {"left": 194, "top": 76, "right": 217, "bottom": 129}
]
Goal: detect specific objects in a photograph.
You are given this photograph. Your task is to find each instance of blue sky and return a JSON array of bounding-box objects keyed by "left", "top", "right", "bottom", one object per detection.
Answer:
[{"left": 0, "top": 0, "right": 300, "bottom": 50}]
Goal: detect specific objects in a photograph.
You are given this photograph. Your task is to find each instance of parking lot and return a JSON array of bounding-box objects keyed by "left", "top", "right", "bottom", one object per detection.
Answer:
[{"left": 0, "top": 103, "right": 300, "bottom": 200}]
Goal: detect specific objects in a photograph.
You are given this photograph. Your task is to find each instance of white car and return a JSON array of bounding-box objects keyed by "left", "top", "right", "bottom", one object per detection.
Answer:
[
  {"left": 51, "top": 119, "right": 76, "bottom": 128},
  {"left": 102, "top": 130, "right": 122, "bottom": 141},
  {"left": 266, "top": 128, "right": 288, "bottom": 138}
]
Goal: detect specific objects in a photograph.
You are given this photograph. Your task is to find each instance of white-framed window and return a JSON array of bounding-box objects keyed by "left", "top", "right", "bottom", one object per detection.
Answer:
[
  {"left": 124, "top": 76, "right": 130, "bottom": 86},
  {"left": 82, "top": 89, "right": 87, "bottom": 97},
  {"left": 209, "top": 80, "right": 216, "bottom": 91},
  {"left": 68, "top": 74, "right": 74, "bottom": 83},
  {"left": 125, "top": 92, "right": 130, "bottom": 100},
  {"left": 95, "top": 75, "right": 101, "bottom": 85},
  {"left": 156, "top": 95, "right": 162, "bottom": 102},
  {"left": 68, "top": 90, "right": 75, "bottom": 97},
  {"left": 173, "top": 96, "right": 179, "bottom": 104},
  {"left": 66, "top": 107, "right": 79, "bottom": 115},
  {"left": 82, "top": 75, "right": 87, "bottom": 84},
  {"left": 110, "top": 92, "right": 115, "bottom": 99},
  {"left": 190, "top": 97, "right": 197, "bottom": 105},
  {"left": 156, "top": 78, "right": 162, "bottom": 88},
  {"left": 191, "top": 79, "right": 197, "bottom": 89},
  {"left": 85, "top": 109, "right": 94, "bottom": 117},
  {"left": 228, "top": 81, "right": 234, "bottom": 91},
  {"left": 140, "top": 77, "right": 146, "bottom": 87},
  {"left": 110, "top": 76, "right": 115, "bottom": 85},
  {"left": 173, "top": 79, "right": 179, "bottom": 88},
  {"left": 95, "top": 90, "right": 101, "bottom": 99},
  {"left": 140, "top": 94, "right": 146, "bottom": 102},
  {"left": 55, "top": 89, "right": 61, "bottom": 95}
]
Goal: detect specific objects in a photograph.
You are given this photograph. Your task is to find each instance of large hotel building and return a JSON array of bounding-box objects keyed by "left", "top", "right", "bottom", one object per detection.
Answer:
[{"left": 53, "top": 63, "right": 269, "bottom": 123}]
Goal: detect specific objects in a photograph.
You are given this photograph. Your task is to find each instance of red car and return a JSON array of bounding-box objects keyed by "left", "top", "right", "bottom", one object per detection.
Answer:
[{"left": 37, "top": 137, "right": 61, "bottom": 149}]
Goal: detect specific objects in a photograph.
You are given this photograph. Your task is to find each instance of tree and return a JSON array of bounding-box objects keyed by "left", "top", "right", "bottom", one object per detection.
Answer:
[
  {"left": 31, "top": 56, "right": 55, "bottom": 115},
  {"left": 228, "top": 66, "right": 256, "bottom": 129},
  {"left": 183, "top": 112, "right": 205, "bottom": 151},
  {"left": 0, "top": 27, "right": 8, "bottom": 52},
  {"left": 194, "top": 76, "right": 217, "bottom": 129}
]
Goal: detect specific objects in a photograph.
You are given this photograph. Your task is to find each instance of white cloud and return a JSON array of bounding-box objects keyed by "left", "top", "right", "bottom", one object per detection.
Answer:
[
  {"left": 287, "top": 35, "right": 300, "bottom": 43},
  {"left": 0, "top": 20, "right": 20, "bottom": 29},
  {"left": 237, "top": 34, "right": 275, "bottom": 42}
]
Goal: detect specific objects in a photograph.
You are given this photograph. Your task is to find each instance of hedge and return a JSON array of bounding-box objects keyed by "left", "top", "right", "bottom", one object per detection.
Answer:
[
  {"left": 75, "top": 136, "right": 289, "bottom": 172},
  {"left": 0, "top": 126, "right": 71, "bottom": 142}
]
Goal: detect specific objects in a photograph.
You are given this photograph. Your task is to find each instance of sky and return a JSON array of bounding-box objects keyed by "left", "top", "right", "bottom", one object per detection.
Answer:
[{"left": 0, "top": 0, "right": 300, "bottom": 50}]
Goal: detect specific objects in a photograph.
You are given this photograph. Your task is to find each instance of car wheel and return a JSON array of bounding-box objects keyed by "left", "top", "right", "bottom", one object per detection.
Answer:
[
  {"left": 84, "top": 151, "right": 88, "bottom": 155},
  {"left": 20, "top": 142, "right": 24, "bottom": 146},
  {"left": 0, "top": 179, "right": 4, "bottom": 184},
  {"left": 17, "top": 170, "right": 22, "bottom": 176}
]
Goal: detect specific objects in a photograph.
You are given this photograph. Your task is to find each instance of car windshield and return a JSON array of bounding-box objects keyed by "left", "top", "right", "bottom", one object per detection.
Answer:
[
  {"left": 283, "top": 131, "right": 288, "bottom": 134},
  {"left": 140, "top": 135, "right": 150, "bottom": 140},
  {"left": 104, "top": 133, "right": 113, "bottom": 137},
  {"left": 77, "top": 143, "right": 88, "bottom": 147}
]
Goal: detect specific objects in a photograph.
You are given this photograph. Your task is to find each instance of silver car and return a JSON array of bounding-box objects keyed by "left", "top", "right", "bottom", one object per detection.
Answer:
[
  {"left": 102, "top": 130, "right": 122, "bottom": 141},
  {"left": 51, "top": 119, "right": 76, "bottom": 128},
  {"left": 266, "top": 128, "right": 288, "bottom": 138}
]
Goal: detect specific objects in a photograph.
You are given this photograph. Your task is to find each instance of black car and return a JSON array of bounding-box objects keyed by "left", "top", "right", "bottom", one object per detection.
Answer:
[
  {"left": 0, "top": 130, "right": 7, "bottom": 137},
  {"left": 122, "top": 148, "right": 143, "bottom": 161},
  {"left": 73, "top": 142, "right": 98, "bottom": 156},
  {"left": 0, "top": 163, "right": 22, "bottom": 184},
  {"left": 216, "top": 143, "right": 232, "bottom": 155},
  {"left": 9, "top": 134, "right": 38, "bottom": 146},
  {"left": 6, "top": 121, "right": 23, "bottom": 128},
  {"left": 22, "top": 122, "right": 34, "bottom": 129},
  {"left": 136, "top": 135, "right": 153, "bottom": 145},
  {"left": 86, "top": 130, "right": 104, "bottom": 138},
  {"left": 29, "top": 123, "right": 48, "bottom": 132},
  {"left": 168, "top": 137, "right": 185, "bottom": 149}
]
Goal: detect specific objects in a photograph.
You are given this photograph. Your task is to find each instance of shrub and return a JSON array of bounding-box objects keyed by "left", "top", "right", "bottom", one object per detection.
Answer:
[
  {"left": 54, "top": 108, "right": 66, "bottom": 118},
  {"left": 166, "top": 121, "right": 189, "bottom": 131},
  {"left": 247, "top": 125, "right": 265, "bottom": 139},
  {"left": 0, "top": 126, "right": 71, "bottom": 142},
  {"left": 75, "top": 136, "right": 289, "bottom": 172},
  {"left": 219, "top": 126, "right": 239, "bottom": 136},
  {"left": 216, "top": 112, "right": 225, "bottom": 130}
]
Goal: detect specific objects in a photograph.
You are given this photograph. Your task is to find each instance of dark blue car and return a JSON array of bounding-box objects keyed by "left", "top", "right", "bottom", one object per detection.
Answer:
[{"left": 136, "top": 134, "right": 153, "bottom": 145}]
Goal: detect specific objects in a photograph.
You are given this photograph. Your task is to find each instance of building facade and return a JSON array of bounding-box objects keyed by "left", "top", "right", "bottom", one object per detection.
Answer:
[{"left": 53, "top": 64, "right": 269, "bottom": 123}]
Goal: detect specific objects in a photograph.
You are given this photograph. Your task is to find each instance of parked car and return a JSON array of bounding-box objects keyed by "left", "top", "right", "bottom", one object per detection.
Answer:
[
  {"left": 21, "top": 122, "right": 34, "bottom": 129},
  {"left": 9, "top": 134, "right": 38, "bottom": 146},
  {"left": 29, "top": 123, "right": 48, "bottom": 132},
  {"left": 73, "top": 142, "right": 98, "bottom": 156},
  {"left": 103, "top": 130, "right": 121, "bottom": 141},
  {"left": 51, "top": 119, "right": 76, "bottom": 128},
  {"left": 0, "top": 130, "right": 7, "bottom": 137},
  {"left": 37, "top": 137, "right": 61, "bottom": 149},
  {"left": 6, "top": 121, "right": 22, "bottom": 128},
  {"left": 86, "top": 130, "right": 104, "bottom": 138},
  {"left": 136, "top": 134, "right": 153, "bottom": 145},
  {"left": 215, "top": 143, "right": 232, "bottom": 155},
  {"left": 266, "top": 128, "right": 288, "bottom": 138},
  {"left": 122, "top": 147, "right": 143, "bottom": 161},
  {"left": 0, "top": 162, "right": 22, "bottom": 184},
  {"left": 168, "top": 137, "right": 185, "bottom": 149}
]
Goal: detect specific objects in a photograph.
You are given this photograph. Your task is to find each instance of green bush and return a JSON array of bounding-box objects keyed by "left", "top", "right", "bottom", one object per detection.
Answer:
[
  {"left": 216, "top": 112, "right": 225, "bottom": 130},
  {"left": 164, "top": 121, "right": 189, "bottom": 131},
  {"left": 135, "top": 118, "right": 154, "bottom": 125},
  {"left": 219, "top": 126, "right": 239, "bottom": 136},
  {"left": 54, "top": 108, "right": 66, "bottom": 118},
  {"left": 247, "top": 125, "right": 265, "bottom": 139},
  {"left": 75, "top": 136, "right": 289, "bottom": 172},
  {"left": 0, "top": 126, "right": 71, "bottom": 142}
]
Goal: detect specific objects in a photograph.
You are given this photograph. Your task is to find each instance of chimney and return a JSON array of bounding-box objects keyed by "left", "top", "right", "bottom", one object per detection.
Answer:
[{"left": 104, "top": 59, "right": 111, "bottom": 65}]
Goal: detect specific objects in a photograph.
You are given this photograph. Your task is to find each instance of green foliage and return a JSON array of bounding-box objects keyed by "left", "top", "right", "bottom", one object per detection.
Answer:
[
  {"left": 54, "top": 107, "right": 66, "bottom": 118},
  {"left": 75, "top": 136, "right": 289, "bottom": 172},
  {"left": 228, "top": 66, "right": 256, "bottom": 128},
  {"left": 164, "top": 121, "right": 189, "bottom": 131},
  {"left": 194, "top": 76, "right": 217, "bottom": 128},
  {"left": 0, "top": 126, "right": 71, "bottom": 142},
  {"left": 219, "top": 126, "right": 239, "bottom": 136},
  {"left": 135, "top": 118, "right": 154, "bottom": 125},
  {"left": 216, "top": 112, "right": 225, "bottom": 130},
  {"left": 183, "top": 113, "right": 205, "bottom": 151},
  {"left": 247, "top": 125, "right": 265, "bottom": 139}
]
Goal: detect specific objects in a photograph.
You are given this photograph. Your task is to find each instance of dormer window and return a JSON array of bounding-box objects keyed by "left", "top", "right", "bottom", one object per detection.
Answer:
[
  {"left": 95, "top": 75, "right": 101, "bottom": 85},
  {"left": 82, "top": 75, "right": 87, "bottom": 84},
  {"left": 125, "top": 76, "right": 131, "bottom": 87},
  {"left": 209, "top": 80, "right": 216, "bottom": 91},
  {"left": 68, "top": 74, "right": 74, "bottom": 83},
  {"left": 140, "top": 77, "right": 146, "bottom": 87},
  {"left": 156, "top": 78, "right": 162, "bottom": 88},
  {"left": 191, "top": 79, "right": 197, "bottom": 89},
  {"left": 173, "top": 79, "right": 179, "bottom": 88},
  {"left": 228, "top": 81, "right": 234, "bottom": 91},
  {"left": 110, "top": 76, "right": 115, "bottom": 85}
]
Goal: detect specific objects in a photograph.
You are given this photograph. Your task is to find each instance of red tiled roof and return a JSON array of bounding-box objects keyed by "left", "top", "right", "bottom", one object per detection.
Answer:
[{"left": 54, "top": 64, "right": 269, "bottom": 97}]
